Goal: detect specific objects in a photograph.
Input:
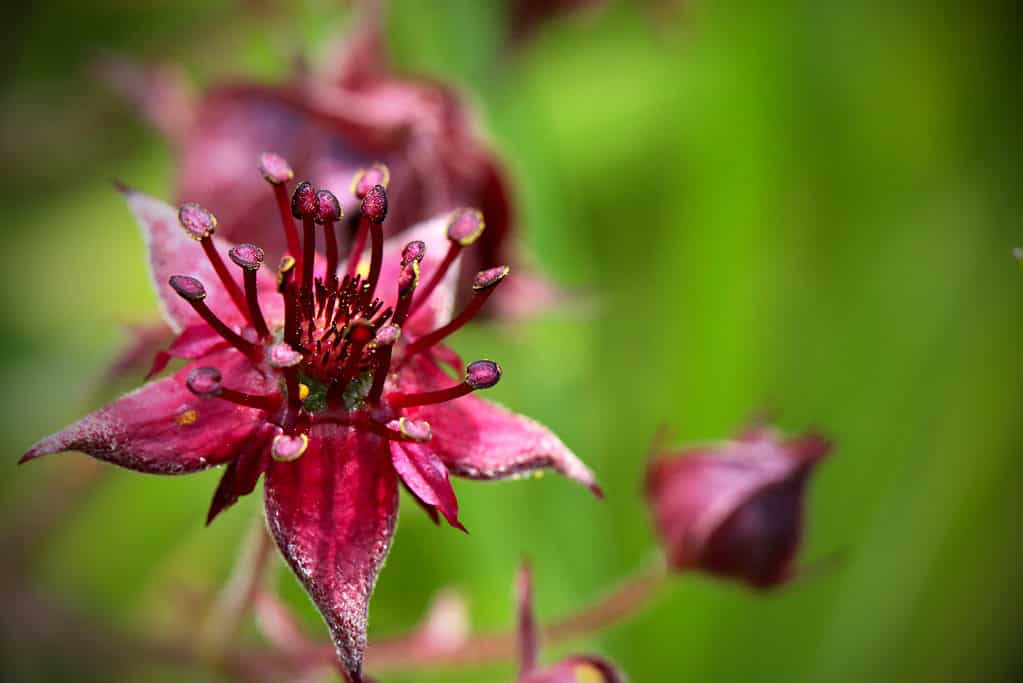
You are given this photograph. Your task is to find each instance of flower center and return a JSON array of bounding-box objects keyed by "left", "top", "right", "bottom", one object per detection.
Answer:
[{"left": 171, "top": 154, "right": 509, "bottom": 460}]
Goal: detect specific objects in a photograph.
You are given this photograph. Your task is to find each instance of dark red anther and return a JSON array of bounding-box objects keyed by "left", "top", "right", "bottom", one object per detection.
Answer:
[
  {"left": 385, "top": 417, "right": 432, "bottom": 442},
  {"left": 291, "top": 182, "right": 318, "bottom": 300},
  {"left": 387, "top": 359, "right": 501, "bottom": 408},
  {"left": 315, "top": 189, "right": 343, "bottom": 286},
  {"left": 261, "top": 152, "right": 302, "bottom": 265},
  {"left": 401, "top": 240, "right": 426, "bottom": 266},
  {"left": 229, "top": 243, "right": 270, "bottom": 338},
  {"left": 186, "top": 366, "right": 281, "bottom": 411},
  {"left": 271, "top": 433, "right": 308, "bottom": 462},
  {"left": 361, "top": 185, "right": 388, "bottom": 303},
  {"left": 177, "top": 203, "right": 250, "bottom": 323},
  {"left": 409, "top": 208, "right": 486, "bottom": 319},
  {"left": 351, "top": 163, "right": 390, "bottom": 200},
  {"left": 405, "top": 266, "right": 510, "bottom": 356},
  {"left": 168, "top": 275, "right": 260, "bottom": 359}
]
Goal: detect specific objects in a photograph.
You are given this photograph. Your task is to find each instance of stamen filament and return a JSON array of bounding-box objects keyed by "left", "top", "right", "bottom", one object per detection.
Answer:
[
  {"left": 200, "top": 238, "right": 250, "bottom": 323},
  {"left": 272, "top": 184, "right": 302, "bottom": 265},
  {"left": 218, "top": 387, "right": 281, "bottom": 411},
  {"left": 189, "top": 299, "right": 261, "bottom": 359},
  {"left": 243, "top": 269, "right": 270, "bottom": 338},
  {"left": 323, "top": 220, "right": 339, "bottom": 286},
  {"left": 408, "top": 243, "right": 459, "bottom": 319},
  {"left": 365, "top": 221, "right": 384, "bottom": 302},
  {"left": 301, "top": 215, "right": 315, "bottom": 302},
  {"left": 346, "top": 216, "right": 369, "bottom": 276},
  {"left": 386, "top": 382, "right": 473, "bottom": 408},
  {"left": 405, "top": 290, "right": 487, "bottom": 356}
]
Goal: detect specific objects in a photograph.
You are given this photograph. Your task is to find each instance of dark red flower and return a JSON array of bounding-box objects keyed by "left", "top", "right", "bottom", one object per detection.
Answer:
[
  {"left": 645, "top": 426, "right": 831, "bottom": 589},
  {"left": 21, "top": 160, "right": 599, "bottom": 683},
  {"left": 515, "top": 563, "right": 626, "bottom": 683}
]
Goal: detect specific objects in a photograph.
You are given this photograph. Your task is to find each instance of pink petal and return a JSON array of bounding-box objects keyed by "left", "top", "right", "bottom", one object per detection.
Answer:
[
  {"left": 389, "top": 442, "right": 465, "bottom": 532},
  {"left": 120, "top": 186, "right": 282, "bottom": 332},
  {"left": 147, "top": 322, "right": 229, "bottom": 379},
  {"left": 519, "top": 656, "right": 627, "bottom": 683},
  {"left": 21, "top": 349, "right": 275, "bottom": 474},
  {"left": 264, "top": 424, "right": 399, "bottom": 683},
  {"left": 401, "top": 357, "right": 600, "bottom": 494},
  {"left": 206, "top": 422, "right": 276, "bottom": 525}
]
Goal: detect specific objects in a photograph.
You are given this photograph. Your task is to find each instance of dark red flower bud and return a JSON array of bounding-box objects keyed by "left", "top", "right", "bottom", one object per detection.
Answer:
[
  {"left": 186, "top": 366, "right": 223, "bottom": 398},
  {"left": 465, "top": 360, "right": 501, "bottom": 389},
  {"left": 351, "top": 163, "right": 391, "bottom": 199},
  {"left": 178, "top": 202, "right": 217, "bottom": 240},
  {"left": 290, "top": 181, "right": 317, "bottom": 219},
  {"left": 401, "top": 240, "right": 426, "bottom": 265},
  {"left": 258, "top": 151, "right": 294, "bottom": 185},
  {"left": 168, "top": 275, "right": 206, "bottom": 301},
  {"left": 645, "top": 426, "right": 831, "bottom": 589},
  {"left": 473, "top": 265, "right": 511, "bottom": 291},
  {"left": 446, "top": 208, "right": 485, "bottom": 246},
  {"left": 228, "top": 243, "right": 264, "bottom": 271},
  {"left": 314, "top": 189, "right": 343, "bottom": 224},
  {"left": 361, "top": 184, "right": 388, "bottom": 224}
]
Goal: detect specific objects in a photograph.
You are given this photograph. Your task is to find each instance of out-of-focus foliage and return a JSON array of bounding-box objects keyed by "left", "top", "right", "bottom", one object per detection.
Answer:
[{"left": 1, "top": 1, "right": 1020, "bottom": 682}]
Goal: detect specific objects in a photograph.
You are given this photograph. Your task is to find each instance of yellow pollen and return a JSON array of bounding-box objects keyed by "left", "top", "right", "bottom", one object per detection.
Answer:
[
  {"left": 573, "top": 664, "right": 604, "bottom": 683},
  {"left": 356, "top": 258, "right": 371, "bottom": 278},
  {"left": 176, "top": 409, "right": 198, "bottom": 426},
  {"left": 299, "top": 383, "right": 310, "bottom": 401}
]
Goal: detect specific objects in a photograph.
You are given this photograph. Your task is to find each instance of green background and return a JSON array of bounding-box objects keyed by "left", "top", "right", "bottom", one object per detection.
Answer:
[{"left": 2, "top": 1, "right": 1020, "bottom": 682}]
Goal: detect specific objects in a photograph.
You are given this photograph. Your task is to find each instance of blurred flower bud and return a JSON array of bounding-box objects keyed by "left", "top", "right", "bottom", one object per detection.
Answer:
[{"left": 645, "top": 426, "right": 831, "bottom": 589}]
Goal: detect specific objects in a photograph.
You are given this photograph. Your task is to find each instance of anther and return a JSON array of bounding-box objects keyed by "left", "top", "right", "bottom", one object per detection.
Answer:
[
  {"left": 405, "top": 266, "right": 510, "bottom": 356},
  {"left": 271, "top": 433, "right": 309, "bottom": 462},
  {"left": 386, "top": 360, "right": 502, "bottom": 408},
  {"left": 314, "top": 189, "right": 343, "bottom": 286},
  {"left": 386, "top": 417, "right": 432, "bottom": 442},
  {"left": 261, "top": 152, "right": 302, "bottom": 264},
  {"left": 229, "top": 243, "right": 270, "bottom": 338},
  {"left": 177, "top": 203, "right": 250, "bottom": 322},
  {"left": 291, "top": 182, "right": 318, "bottom": 298},
  {"left": 401, "top": 240, "right": 426, "bottom": 266},
  {"left": 356, "top": 184, "right": 388, "bottom": 304},
  {"left": 267, "top": 342, "right": 303, "bottom": 368},
  {"left": 351, "top": 163, "right": 390, "bottom": 200},
  {"left": 186, "top": 366, "right": 281, "bottom": 410},
  {"left": 169, "top": 275, "right": 260, "bottom": 358},
  {"left": 410, "top": 208, "right": 486, "bottom": 318}
]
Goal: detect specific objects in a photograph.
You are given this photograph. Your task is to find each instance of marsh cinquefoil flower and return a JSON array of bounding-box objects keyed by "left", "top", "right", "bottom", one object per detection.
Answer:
[
  {"left": 21, "top": 157, "right": 599, "bottom": 682},
  {"left": 645, "top": 426, "right": 830, "bottom": 589}
]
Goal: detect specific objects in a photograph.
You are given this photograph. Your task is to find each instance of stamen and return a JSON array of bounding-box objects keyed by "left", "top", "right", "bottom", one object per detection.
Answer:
[
  {"left": 351, "top": 163, "right": 391, "bottom": 200},
  {"left": 169, "top": 275, "right": 260, "bottom": 359},
  {"left": 361, "top": 184, "right": 388, "bottom": 302},
  {"left": 185, "top": 366, "right": 280, "bottom": 410},
  {"left": 291, "top": 182, "right": 318, "bottom": 302},
  {"left": 404, "top": 266, "right": 510, "bottom": 356},
  {"left": 271, "top": 433, "right": 308, "bottom": 462},
  {"left": 401, "top": 240, "right": 426, "bottom": 266},
  {"left": 278, "top": 256, "right": 299, "bottom": 347},
  {"left": 314, "top": 189, "right": 343, "bottom": 286},
  {"left": 260, "top": 152, "right": 302, "bottom": 264},
  {"left": 368, "top": 323, "right": 401, "bottom": 403},
  {"left": 229, "top": 244, "right": 270, "bottom": 338},
  {"left": 178, "top": 203, "right": 250, "bottom": 323},
  {"left": 386, "top": 360, "right": 501, "bottom": 408},
  {"left": 392, "top": 259, "right": 420, "bottom": 327},
  {"left": 409, "top": 208, "right": 485, "bottom": 318}
]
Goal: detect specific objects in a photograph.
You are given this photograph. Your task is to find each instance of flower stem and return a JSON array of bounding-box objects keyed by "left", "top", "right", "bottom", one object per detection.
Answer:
[
  {"left": 198, "top": 515, "right": 275, "bottom": 664},
  {"left": 362, "top": 559, "right": 668, "bottom": 672}
]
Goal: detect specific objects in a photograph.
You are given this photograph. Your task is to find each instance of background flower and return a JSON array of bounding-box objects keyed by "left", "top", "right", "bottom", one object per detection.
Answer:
[{"left": 2, "top": 2, "right": 1021, "bottom": 683}]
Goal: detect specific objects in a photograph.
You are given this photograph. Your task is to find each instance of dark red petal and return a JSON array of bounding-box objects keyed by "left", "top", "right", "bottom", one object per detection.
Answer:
[
  {"left": 151, "top": 323, "right": 231, "bottom": 379},
  {"left": 206, "top": 423, "right": 276, "bottom": 525},
  {"left": 21, "top": 349, "right": 274, "bottom": 474},
  {"left": 400, "top": 357, "right": 600, "bottom": 494},
  {"left": 519, "top": 655, "right": 627, "bottom": 683},
  {"left": 120, "top": 187, "right": 283, "bottom": 331},
  {"left": 389, "top": 442, "right": 465, "bottom": 532},
  {"left": 264, "top": 425, "right": 399, "bottom": 683},
  {"left": 399, "top": 480, "right": 441, "bottom": 525}
]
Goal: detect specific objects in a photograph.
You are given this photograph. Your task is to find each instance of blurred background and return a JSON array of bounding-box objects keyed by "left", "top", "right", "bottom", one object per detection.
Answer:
[{"left": 2, "top": 1, "right": 1021, "bottom": 681}]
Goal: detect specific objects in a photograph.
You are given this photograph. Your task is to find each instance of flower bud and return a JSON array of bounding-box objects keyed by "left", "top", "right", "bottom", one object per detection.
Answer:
[{"left": 645, "top": 426, "right": 831, "bottom": 588}]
